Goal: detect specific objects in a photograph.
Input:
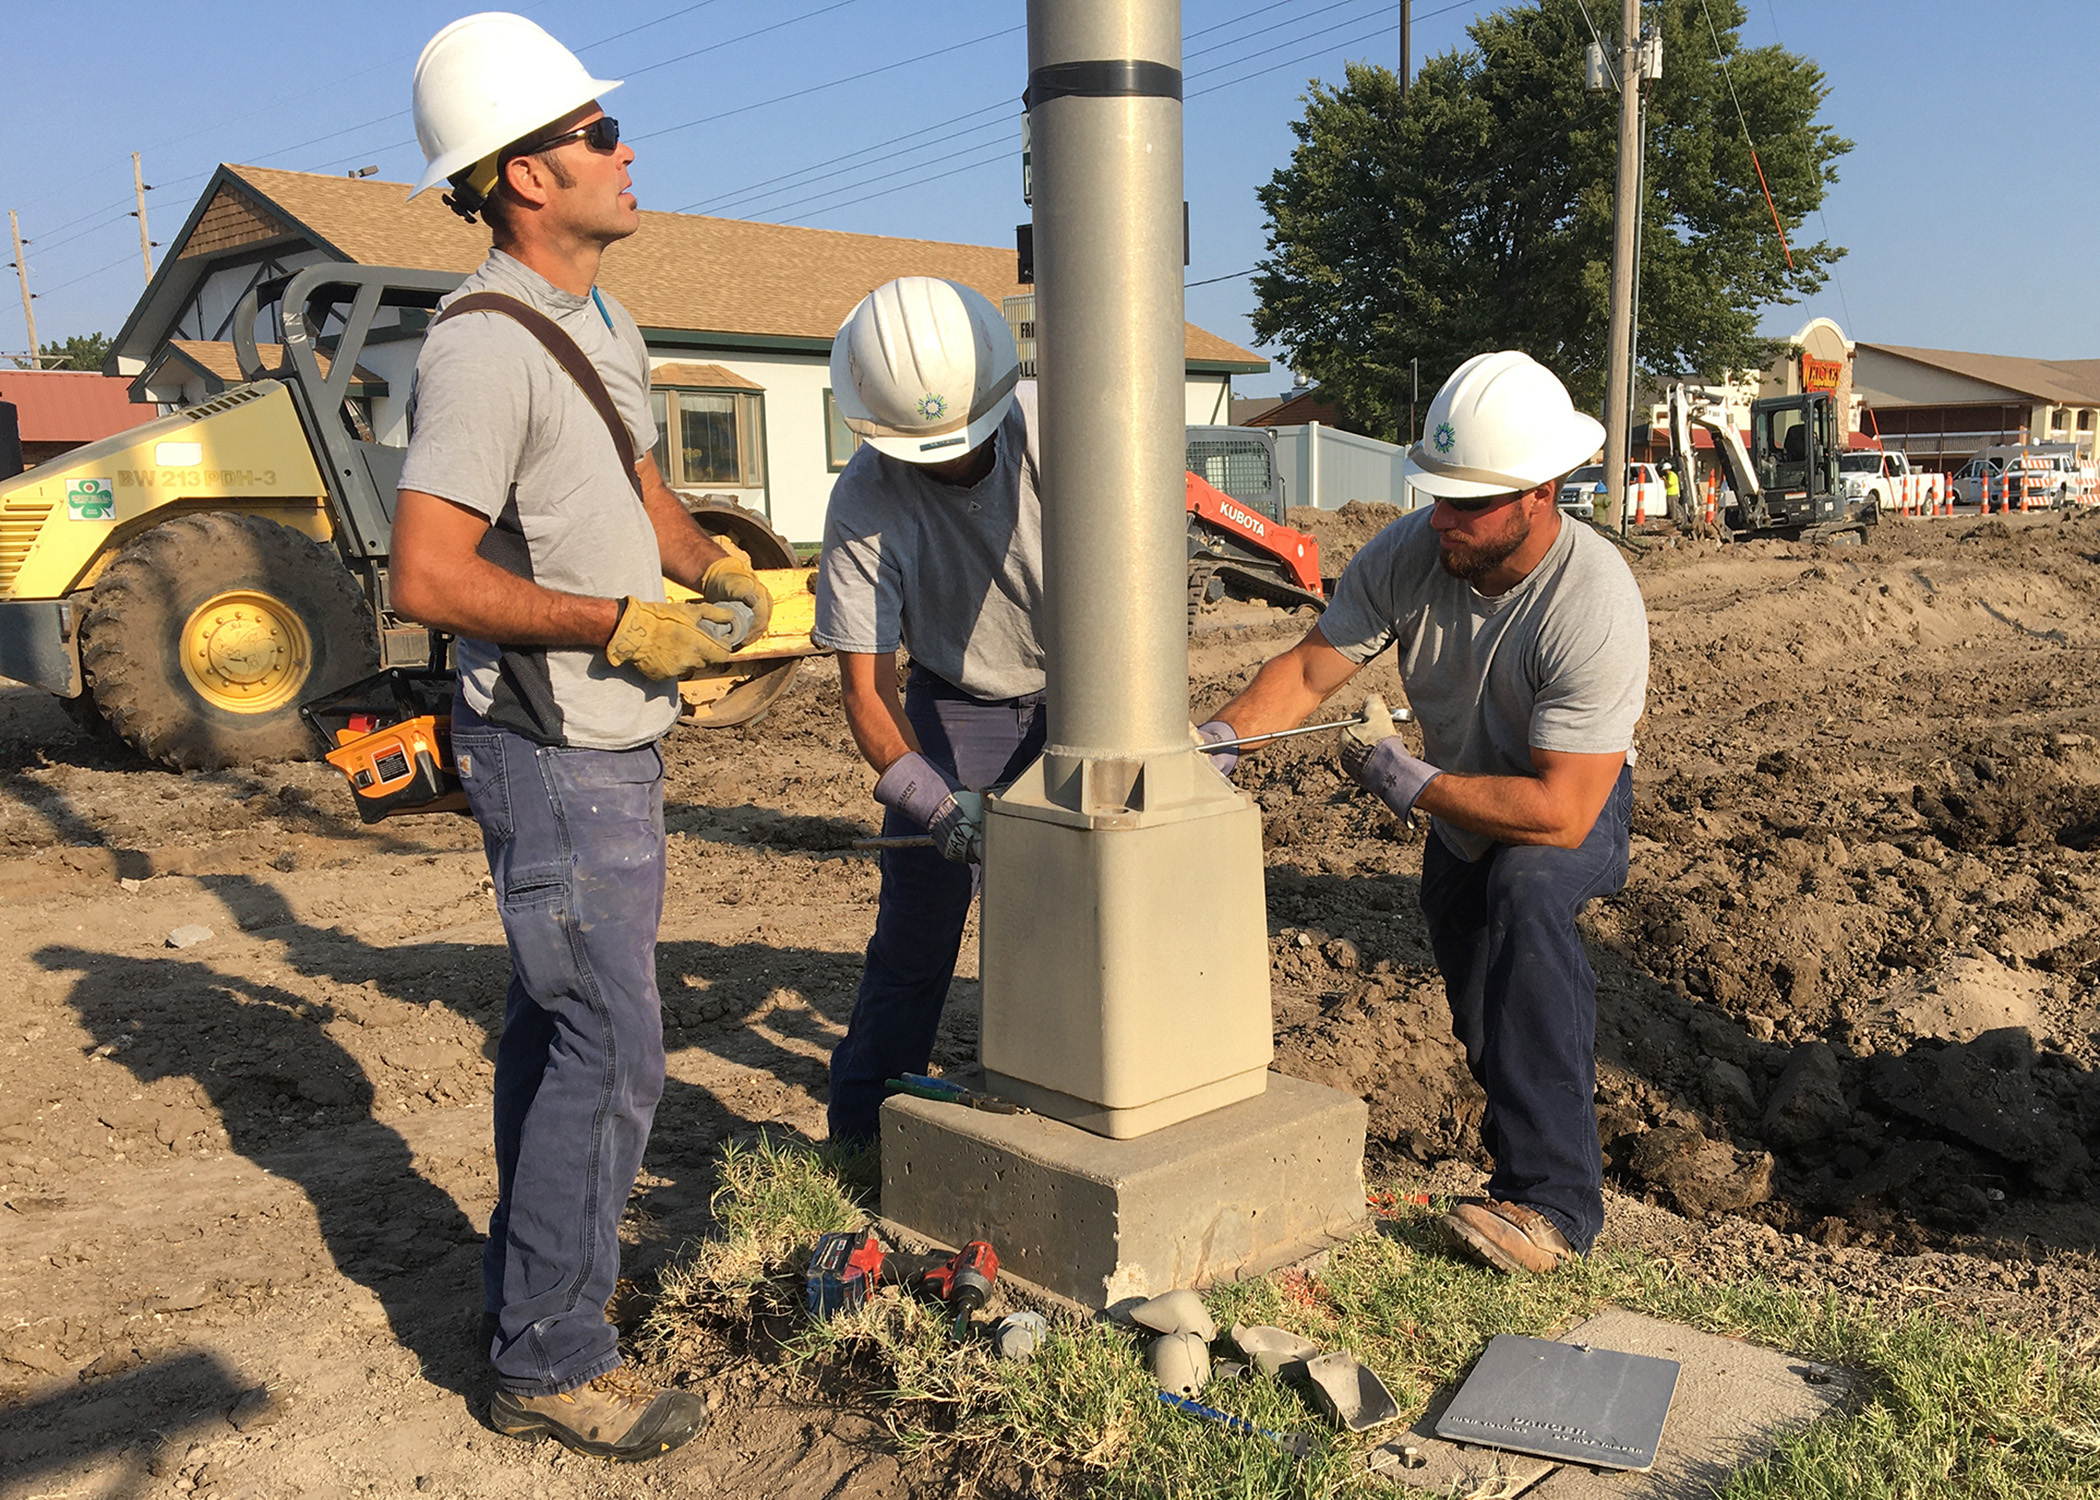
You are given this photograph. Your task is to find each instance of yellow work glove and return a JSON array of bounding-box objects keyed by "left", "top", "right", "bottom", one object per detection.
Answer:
[
  {"left": 604, "top": 597, "right": 740, "bottom": 679},
  {"left": 699, "top": 555, "right": 774, "bottom": 638}
]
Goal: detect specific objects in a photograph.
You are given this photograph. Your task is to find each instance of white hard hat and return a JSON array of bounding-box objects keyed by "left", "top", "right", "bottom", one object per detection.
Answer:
[
  {"left": 409, "top": 12, "right": 621, "bottom": 200},
  {"left": 830, "top": 277, "right": 1020, "bottom": 464},
  {"left": 1402, "top": 351, "right": 1606, "bottom": 499}
]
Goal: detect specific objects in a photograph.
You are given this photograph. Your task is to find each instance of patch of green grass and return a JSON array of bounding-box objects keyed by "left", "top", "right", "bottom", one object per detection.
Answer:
[{"left": 643, "top": 1138, "right": 2100, "bottom": 1499}]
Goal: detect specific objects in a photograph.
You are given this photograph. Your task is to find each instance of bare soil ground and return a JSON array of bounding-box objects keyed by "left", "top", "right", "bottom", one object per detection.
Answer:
[{"left": 4, "top": 507, "right": 2099, "bottom": 1498}]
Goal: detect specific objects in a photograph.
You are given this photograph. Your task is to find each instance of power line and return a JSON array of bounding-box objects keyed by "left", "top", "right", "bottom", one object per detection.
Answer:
[
  {"left": 1186, "top": 0, "right": 1388, "bottom": 64},
  {"left": 625, "top": 0, "right": 866, "bottom": 80},
  {"left": 1187, "top": 266, "right": 1258, "bottom": 288},
  {"left": 1731, "top": 0, "right": 1853, "bottom": 328},
  {"left": 774, "top": 1, "right": 1475, "bottom": 228},
  {"left": 722, "top": 117, "right": 1018, "bottom": 220},
  {"left": 576, "top": 0, "right": 728, "bottom": 53},
  {"left": 682, "top": 99, "right": 1014, "bottom": 215},
  {"left": 634, "top": 24, "right": 1026, "bottom": 143},
  {"left": 780, "top": 146, "right": 1013, "bottom": 226}
]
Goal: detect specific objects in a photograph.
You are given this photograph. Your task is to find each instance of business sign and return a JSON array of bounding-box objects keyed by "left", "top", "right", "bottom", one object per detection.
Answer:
[{"left": 1800, "top": 354, "right": 1843, "bottom": 392}]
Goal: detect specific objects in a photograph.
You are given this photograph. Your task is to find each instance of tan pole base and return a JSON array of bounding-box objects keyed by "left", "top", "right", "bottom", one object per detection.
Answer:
[{"left": 979, "top": 748, "right": 1275, "bottom": 1138}]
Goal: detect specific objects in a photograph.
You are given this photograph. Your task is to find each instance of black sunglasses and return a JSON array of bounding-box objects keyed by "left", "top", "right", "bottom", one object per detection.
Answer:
[
  {"left": 511, "top": 116, "right": 621, "bottom": 159},
  {"left": 1437, "top": 489, "right": 1525, "bottom": 515}
]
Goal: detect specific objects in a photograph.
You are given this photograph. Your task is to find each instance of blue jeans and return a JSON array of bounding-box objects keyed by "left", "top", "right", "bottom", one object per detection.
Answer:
[
  {"left": 451, "top": 703, "right": 667, "bottom": 1396},
  {"left": 827, "top": 668, "right": 1046, "bottom": 1144},
  {"left": 1417, "top": 770, "right": 1633, "bottom": 1252}
]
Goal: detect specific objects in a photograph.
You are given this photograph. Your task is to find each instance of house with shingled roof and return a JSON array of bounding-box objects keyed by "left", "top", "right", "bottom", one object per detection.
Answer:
[{"left": 108, "top": 165, "right": 1267, "bottom": 544}]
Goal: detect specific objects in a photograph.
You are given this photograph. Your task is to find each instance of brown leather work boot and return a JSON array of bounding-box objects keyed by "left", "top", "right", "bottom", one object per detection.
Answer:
[
  {"left": 1437, "top": 1199, "right": 1577, "bottom": 1275},
  {"left": 489, "top": 1366, "right": 708, "bottom": 1460}
]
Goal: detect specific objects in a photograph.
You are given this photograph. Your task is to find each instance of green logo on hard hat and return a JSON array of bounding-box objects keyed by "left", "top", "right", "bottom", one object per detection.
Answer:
[
  {"left": 917, "top": 393, "right": 948, "bottom": 421},
  {"left": 1432, "top": 421, "right": 1456, "bottom": 455}
]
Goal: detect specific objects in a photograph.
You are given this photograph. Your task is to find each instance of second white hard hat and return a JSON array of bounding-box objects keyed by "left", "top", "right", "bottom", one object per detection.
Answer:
[
  {"left": 409, "top": 12, "right": 621, "bottom": 200},
  {"left": 830, "top": 277, "right": 1021, "bottom": 464},
  {"left": 1402, "top": 351, "right": 1605, "bottom": 499}
]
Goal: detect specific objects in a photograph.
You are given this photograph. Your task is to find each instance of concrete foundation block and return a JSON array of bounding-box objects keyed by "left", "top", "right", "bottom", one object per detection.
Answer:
[{"left": 880, "top": 1070, "right": 1368, "bottom": 1309}]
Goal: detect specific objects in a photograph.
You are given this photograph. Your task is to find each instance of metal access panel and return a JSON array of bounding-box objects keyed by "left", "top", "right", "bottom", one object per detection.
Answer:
[{"left": 1435, "top": 1332, "right": 1680, "bottom": 1471}]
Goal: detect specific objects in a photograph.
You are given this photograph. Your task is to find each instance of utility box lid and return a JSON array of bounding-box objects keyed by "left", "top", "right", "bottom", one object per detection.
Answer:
[{"left": 1434, "top": 1332, "right": 1680, "bottom": 1471}]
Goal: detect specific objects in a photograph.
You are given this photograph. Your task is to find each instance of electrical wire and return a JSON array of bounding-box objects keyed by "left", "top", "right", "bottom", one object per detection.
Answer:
[
  {"left": 633, "top": 24, "right": 1027, "bottom": 143},
  {"left": 751, "top": 122, "right": 1018, "bottom": 220},
  {"left": 576, "top": 0, "right": 729, "bottom": 53},
  {"left": 624, "top": 0, "right": 866, "bottom": 80},
  {"left": 1732, "top": 0, "right": 1854, "bottom": 328},
  {"left": 778, "top": 146, "right": 1015, "bottom": 226},
  {"left": 682, "top": 99, "right": 1014, "bottom": 214},
  {"left": 768, "top": 1, "right": 1478, "bottom": 228},
  {"left": 1569, "top": 0, "right": 1621, "bottom": 92},
  {"left": 1697, "top": 0, "right": 1794, "bottom": 272},
  {"left": 1187, "top": 266, "right": 1258, "bottom": 288},
  {"left": 732, "top": 0, "right": 1456, "bottom": 227},
  {"left": 1185, "top": 0, "right": 1387, "bottom": 64}
]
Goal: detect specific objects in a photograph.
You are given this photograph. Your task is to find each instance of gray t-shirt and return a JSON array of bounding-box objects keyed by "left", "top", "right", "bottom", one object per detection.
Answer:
[
  {"left": 1318, "top": 509, "right": 1649, "bottom": 860},
  {"left": 811, "top": 385, "right": 1045, "bottom": 700},
  {"left": 399, "top": 249, "right": 675, "bottom": 750}
]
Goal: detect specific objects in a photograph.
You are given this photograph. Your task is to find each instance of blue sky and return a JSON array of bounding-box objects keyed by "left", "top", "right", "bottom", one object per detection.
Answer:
[{"left": 7, "top": 0, "right": 2094, "bottom": 391}]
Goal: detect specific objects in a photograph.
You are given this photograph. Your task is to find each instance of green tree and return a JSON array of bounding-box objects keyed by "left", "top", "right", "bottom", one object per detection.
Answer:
[
  {"left": 38, "top": 331, "right": 112, "bottom": 372},
  {"left": 1251, "top": 0, "right": 1849, "bottom": 439}
]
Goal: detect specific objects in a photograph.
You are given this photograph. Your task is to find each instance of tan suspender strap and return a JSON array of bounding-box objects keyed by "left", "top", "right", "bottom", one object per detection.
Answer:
[{"left": 433, "top": 292, "right": 646, "bottom": 505}]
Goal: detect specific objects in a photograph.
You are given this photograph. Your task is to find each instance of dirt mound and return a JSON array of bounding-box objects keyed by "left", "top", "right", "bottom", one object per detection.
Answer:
[{"left": 1287, "top": 500, "right": 1406, "bottom": 573}]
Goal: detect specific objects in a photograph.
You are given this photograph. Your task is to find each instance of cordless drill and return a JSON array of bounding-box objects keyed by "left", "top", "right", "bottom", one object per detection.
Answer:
[{"left": 911, "top": 1240, "right": 1000, "bottom": 1339}]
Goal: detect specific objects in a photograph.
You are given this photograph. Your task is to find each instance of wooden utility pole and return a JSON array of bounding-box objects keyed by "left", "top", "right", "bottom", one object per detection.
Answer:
[
  {"left": 1399, "top": 0, "right": 1410, "bottom": 96},
  {"left": 1601, "top": 0, "right": 1640, "bottom": 532},
  {"left": 132, "top": 153, "right": 155, "bottom": 283},
  {"left": 8, "top": 211, "right": 36, "bottom": 369}
]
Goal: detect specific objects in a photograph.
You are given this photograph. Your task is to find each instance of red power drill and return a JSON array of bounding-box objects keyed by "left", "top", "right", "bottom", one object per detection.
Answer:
[{"left": 911, "top": 1240, "right": 1000, "bottom": 1339}]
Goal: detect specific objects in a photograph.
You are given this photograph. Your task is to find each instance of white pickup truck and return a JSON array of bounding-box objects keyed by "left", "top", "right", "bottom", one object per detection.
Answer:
[{"left": 1838, "top": 449, "right": 1946, "bottom": 515}]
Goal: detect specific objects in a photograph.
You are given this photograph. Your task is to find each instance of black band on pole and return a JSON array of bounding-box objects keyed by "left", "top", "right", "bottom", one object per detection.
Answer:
[{"left": 1023, "top": 59, "right": 1183, "bottom": 111}]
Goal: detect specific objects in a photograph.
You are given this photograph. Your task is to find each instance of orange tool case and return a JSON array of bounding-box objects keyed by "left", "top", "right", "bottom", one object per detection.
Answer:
[{"left": 300, "top": 668, "right": 469, "bottom": 824}]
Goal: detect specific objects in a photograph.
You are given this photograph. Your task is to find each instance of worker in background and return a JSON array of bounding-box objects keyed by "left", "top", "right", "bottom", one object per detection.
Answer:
[
  {"left": 813, "top": 277, "right": 1046, "bottom": 1146},
  {"left": 1199, "top": 351, "right": 1648, "bottom": 1275},
  {"left": 389, "top": 12, "right": 769, "bottom": 1460},
  {"left": 1662, "top": 460, "right": 1682, "bottom": 522}
]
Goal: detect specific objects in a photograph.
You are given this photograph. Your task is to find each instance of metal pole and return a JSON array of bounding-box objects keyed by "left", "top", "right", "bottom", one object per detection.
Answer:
[
  {"left": 1626, "top": 82, "right": 1647, "bottom": 527},
  {"left": 132, "top": 153, "right": 154, "bottom": 284},
  {"left": 8, "top": 212, "right": 36, "bottom": 369},
  {"left": 1027, "top": 0, "right": 1186, "bottom": 761},
  {"left": 1601, "top": 0, "right": 1639, "bottom": 533},
  {"left": 1398, "top": 0, "right": 1410, "bottom": 97}
]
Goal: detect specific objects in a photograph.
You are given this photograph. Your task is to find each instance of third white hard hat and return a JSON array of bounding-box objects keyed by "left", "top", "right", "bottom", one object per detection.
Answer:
[
  {"left": 830, "top": 277, "right": 1020, "bottom": 464},
  {"left": 1402, "top": 351, "right": 1606, "bottom": 499},
  {"left": 410, "top": 12, "right": 621, "bottom": 200}
]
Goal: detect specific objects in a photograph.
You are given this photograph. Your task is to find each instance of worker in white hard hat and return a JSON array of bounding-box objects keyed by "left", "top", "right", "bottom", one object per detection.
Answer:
[
  {"left": 1204, "top": 350, "right": 1650, "bottom": 1275},
  {"left": 812, "top": 276, "right": 1046, "bottom": 1146},
  {"left": 389, "top": 11, "right": 767, "bottom": 1460}
]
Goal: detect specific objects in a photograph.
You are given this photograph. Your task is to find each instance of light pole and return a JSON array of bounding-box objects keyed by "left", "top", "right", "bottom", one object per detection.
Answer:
[{"left": 1600, "top": 0, "right": 1641, "bottom": 532}]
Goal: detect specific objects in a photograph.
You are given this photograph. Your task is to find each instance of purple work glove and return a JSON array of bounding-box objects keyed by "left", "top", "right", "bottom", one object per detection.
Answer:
[
  {"left": 1337, "top": 693, "right": 1441, "bottom": 816},
  {"left": 873, "top": 751, "right": 984, "bottom": 864},
  {"left": 1194, "top": 719, "right": 1239, "bottom": 776}
]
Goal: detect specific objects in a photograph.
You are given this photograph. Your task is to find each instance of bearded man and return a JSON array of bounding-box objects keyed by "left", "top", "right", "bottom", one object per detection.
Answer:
[{"left": 1198, "top": 351, "right": 1649, "bottom": 1277}]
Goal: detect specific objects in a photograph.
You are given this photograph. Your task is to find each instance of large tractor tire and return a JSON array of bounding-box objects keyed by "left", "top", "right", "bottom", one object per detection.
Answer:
[{"left": 81, "top": 512, "right": 380, "bottom": 771}]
